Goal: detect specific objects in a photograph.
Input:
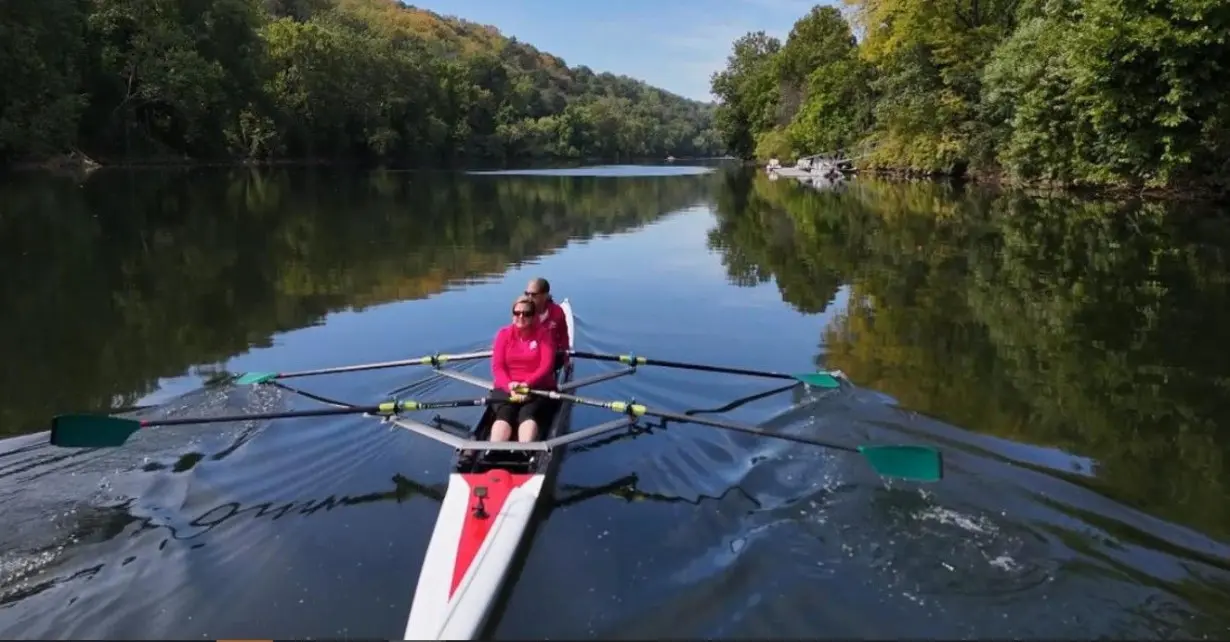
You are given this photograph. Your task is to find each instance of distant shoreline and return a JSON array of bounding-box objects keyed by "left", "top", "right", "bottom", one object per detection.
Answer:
[
  {"left": 11, "top": 153, "right": 1219, "bottom": 202},
  {"left": 4, "top": 153, "right": 740, "bottom": 176}
]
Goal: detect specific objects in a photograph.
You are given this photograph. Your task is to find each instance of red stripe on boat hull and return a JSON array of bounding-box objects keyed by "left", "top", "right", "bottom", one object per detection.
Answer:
[{"left": 450, "top": 470, "right": 534, "bottom": 597}]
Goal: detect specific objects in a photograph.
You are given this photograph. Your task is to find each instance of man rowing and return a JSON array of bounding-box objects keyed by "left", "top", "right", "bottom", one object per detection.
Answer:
[
  {"left": 523, "top": 277, "right": 569, "bottom": 367},
  {"left": 489, "top": 295, "right": 559, "bottom": 443}
]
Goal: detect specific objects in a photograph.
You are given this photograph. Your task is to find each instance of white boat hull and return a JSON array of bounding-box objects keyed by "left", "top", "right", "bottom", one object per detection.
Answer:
[{"left": 403, "top": 470, "right": 546, "bottom": 638}]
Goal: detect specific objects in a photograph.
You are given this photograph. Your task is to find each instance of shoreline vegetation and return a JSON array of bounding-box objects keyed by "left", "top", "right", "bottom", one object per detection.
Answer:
[
  {"left": 710, "top": 1, "right": 1230, "bottom": 200},
  {"left": 1, "top": 0, "right": 723, "bottom": 173}
]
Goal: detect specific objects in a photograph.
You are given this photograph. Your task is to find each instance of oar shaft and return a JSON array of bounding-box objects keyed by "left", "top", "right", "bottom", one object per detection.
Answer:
[
  {"left": 134, "top": 398, "right": 489, "bottom": 428},
  {"left": 627, "top": 402, "right": 856, "bottom": 453},
  {"left": 139, "top": 405, "right": 384, "bottom": 427},
  {"left": 520, "top": 388, "right": 856, "bottom": 454},
  {"left": 686, "top": 383, "right": 796, "bottom": 416},
  {"left": 569, "top": 351, "right": 797, "bottom": 381},
  {"left": 658, "top": 408, "right": 855, "bottom": 452},
  {"left": 276, "top": 350, "right": 493, "bottom": 380},
  {"left": 519, "top": 389, "right": 942, "bottom": 481}
]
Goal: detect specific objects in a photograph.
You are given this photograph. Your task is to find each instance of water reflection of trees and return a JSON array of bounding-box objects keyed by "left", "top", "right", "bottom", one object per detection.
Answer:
[
  {"left": 0, "top": 169, "right": 716, "bottom": 436},
  {"left": 708, "top": 171, "right": 1230, "bottom": 541}
]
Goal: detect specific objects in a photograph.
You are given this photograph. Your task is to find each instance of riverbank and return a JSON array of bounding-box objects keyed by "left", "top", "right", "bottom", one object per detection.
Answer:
[
  {"left": 872, "top": 165, "right": 1228, "bottom": 202},
  {"left": 758, "top": 159, "right": 1228, "bottom": 203}
]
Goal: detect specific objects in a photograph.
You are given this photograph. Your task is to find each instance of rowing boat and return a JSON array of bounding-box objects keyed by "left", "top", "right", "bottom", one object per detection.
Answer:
[
  {"left": 401, "top": 298, "right": 577, "bottom": 639},
  {"left": 46, "top": 297, "right": 944, "bottom": 640}
]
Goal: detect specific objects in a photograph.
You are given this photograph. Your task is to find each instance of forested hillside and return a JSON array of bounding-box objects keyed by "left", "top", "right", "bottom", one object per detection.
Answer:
[
  {"left": 0, "top": 0, "right": 723, "bottom": 166},
  {"left": 711, "top": 2, "right": 1229, "bottom": 191}
]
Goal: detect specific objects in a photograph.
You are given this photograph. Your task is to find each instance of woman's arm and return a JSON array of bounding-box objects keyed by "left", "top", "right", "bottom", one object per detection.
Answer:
[{"left": 491, "top": 328, "right": 512, "bottom": 391}]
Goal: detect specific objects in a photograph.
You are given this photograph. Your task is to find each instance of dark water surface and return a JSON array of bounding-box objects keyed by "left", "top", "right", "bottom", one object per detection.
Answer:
[{"left": 2, "top": 165, "right": 1229, "bottom": 639}]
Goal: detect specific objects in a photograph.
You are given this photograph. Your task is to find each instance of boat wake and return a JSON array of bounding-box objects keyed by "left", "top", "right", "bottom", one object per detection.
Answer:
[
  {"left": 573, "top": 384, "right": 1230, "bottom": 640},
  {"left": 0, "top": 381, "right": 296, "bottom": 629}
]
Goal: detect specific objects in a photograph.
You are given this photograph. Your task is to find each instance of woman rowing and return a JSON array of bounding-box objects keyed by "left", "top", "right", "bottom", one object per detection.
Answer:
[{"left": 489, "top": 295, "right": 559, "bottom": 443}]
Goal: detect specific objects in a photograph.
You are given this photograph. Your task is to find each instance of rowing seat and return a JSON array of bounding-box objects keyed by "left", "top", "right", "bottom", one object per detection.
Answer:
[{"left": 456, "top": 366, "right": 566, "bottom": 474}]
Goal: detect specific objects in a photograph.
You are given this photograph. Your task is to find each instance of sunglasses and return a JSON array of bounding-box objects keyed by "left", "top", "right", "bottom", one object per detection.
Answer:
[
  {"left": 524, "top": 290, "right": 543, "bottom": 297},
  {"left": 512, "top": 309, "right": 534, "bottom": 318}
]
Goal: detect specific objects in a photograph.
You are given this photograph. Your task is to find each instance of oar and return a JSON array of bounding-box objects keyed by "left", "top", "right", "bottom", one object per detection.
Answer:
[
  {"left": 50, "top": 397, "right": 493, "bottom": 449},
  {"left": 685, "top": 383, "right": 797, "bottom": 417},
  {"left": 569, "top": 350, "right": 842, "bottom": 389},
  {"left": 233, "top": 350, "right": 494, "bottom": 385},
  {"left": 516, "top": 386, "right": 942, "bottom": 482}
]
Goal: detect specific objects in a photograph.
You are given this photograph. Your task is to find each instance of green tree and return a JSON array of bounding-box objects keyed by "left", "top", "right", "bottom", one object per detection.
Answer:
[
  {"left": 708, "top": 0, "right": 1230, "bottom": 190},
  {"left": 0, "top": 0, "right": 90, "bottom": 162},
  {"left": 982, "top": 0, "right": 1230, "bottom": 188},
  {"left": 1, "top": 0, "right": 726, "bottom": 166},
  {"left": 711, "top": 32, "right": 782, "bottom": 159}
]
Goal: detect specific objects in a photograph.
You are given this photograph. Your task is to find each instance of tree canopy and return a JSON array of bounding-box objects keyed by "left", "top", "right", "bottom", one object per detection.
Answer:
[
  {"left": 710, "top": 1, "right": 1230, "bottom": 191},
  {"left": 0, "top": 0, "right": 724, "bottom": 166}
]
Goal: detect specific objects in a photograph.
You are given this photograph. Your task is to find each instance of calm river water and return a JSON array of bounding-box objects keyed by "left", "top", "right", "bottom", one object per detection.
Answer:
[{"left": 1, "top": 164, "right": 1228, "bottom": 639}]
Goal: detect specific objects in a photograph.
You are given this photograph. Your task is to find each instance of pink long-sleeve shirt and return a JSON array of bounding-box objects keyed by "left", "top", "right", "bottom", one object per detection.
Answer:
[{"left": 492, "top": 323, "right": 557, "bottom": 392}]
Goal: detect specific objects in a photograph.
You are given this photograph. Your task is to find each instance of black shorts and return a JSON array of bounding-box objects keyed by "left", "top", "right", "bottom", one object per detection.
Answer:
[{"left": 492, "top": 395, "right": 560, "bottom": 428}]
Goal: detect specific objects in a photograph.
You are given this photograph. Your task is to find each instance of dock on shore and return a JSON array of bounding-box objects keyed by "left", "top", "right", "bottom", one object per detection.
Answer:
[{"left": 765, "top": 152, "right": 858, "bottom": 182}]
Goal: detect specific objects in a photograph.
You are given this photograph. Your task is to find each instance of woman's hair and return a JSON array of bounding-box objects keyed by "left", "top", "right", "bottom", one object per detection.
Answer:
[{"left": 512, "top": 295, "right": 536, "bottom": 315}]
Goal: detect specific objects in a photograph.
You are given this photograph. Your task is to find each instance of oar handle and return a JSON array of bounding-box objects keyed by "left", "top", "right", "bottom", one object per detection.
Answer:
[{"left": 516, "top": 387, "right": 626, "bottom": 413}]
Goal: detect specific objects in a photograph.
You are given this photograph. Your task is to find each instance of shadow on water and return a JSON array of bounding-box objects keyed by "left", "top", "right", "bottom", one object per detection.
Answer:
[{"left": 3, "top": 165, "right": 1230, "bottom": 640}]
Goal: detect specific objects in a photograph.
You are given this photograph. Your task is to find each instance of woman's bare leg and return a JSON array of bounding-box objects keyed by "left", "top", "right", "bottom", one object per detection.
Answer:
[
  {"left": 491, "top": 419, "right": 513, "bottom": 442},
  {"left": 517, "top": 419, "right": 539, "bottom": 443}
]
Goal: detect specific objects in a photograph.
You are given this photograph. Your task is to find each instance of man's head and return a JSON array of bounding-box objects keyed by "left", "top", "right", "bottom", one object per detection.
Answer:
[{"left": 524, "top": 278, "right": 551, "bottom": 310}]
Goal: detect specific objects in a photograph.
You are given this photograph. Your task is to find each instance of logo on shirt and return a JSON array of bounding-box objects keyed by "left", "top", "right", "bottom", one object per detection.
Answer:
[{"left": 529, "top": 340, "right": 538, "bottom": 350}]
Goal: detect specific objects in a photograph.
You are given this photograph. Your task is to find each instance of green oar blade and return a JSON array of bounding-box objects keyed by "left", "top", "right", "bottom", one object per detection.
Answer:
[
  {"left": 793, "top": 372, "right": 841, "bottom": 388},
  {"left": 857, "top": 445, "right": 943, "bottom": 482},
  {"left": 234, "top": 372, "right": 278, "bottom": 385},
  {"left": 51, "top": 414, "right": 144, "bottom": 448}
]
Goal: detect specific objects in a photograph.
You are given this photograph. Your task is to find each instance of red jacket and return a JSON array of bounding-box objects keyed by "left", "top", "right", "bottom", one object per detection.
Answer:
[
  {"left": 538, "top": 298, "right": 569, "bottom": 356},
  {"left": 492, "top": 323, "right": 557, "bottom": 392}
]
